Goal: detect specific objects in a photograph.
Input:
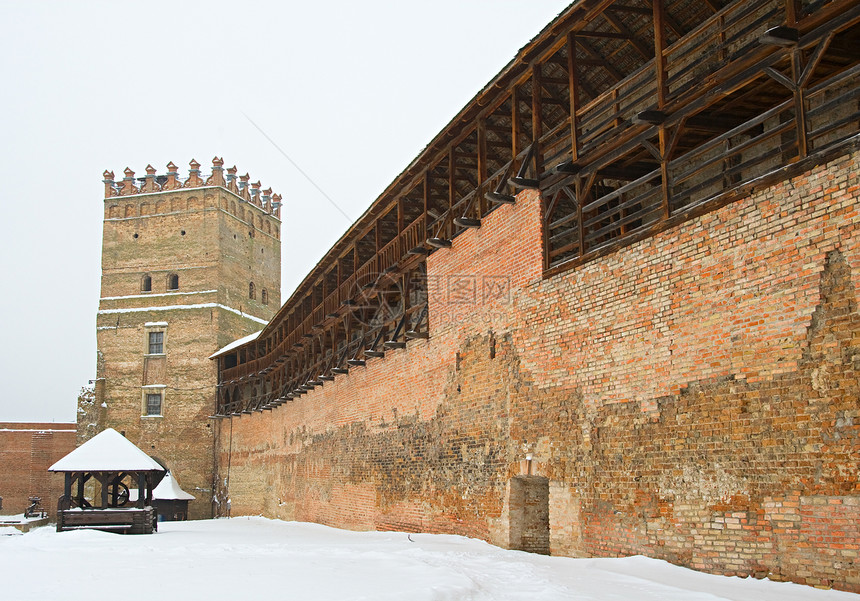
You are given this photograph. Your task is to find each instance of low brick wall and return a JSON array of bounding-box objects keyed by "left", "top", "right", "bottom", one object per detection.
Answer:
[
  {"left": 217, "top": 149, "right": 860, "bottom": 591},
  {"left": 0, "top": 423, "right": 76, "bottom": 519}
]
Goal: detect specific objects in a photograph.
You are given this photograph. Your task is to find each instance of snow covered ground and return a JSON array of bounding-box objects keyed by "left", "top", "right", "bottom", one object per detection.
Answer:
[{"left": 1, "top": 517, "right": 856, "bottom": 601}]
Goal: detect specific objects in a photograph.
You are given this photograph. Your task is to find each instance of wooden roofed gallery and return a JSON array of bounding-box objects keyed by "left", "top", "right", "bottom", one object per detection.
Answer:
[{"left": 212, "top": 0, "right": 860, "bottom": 415}]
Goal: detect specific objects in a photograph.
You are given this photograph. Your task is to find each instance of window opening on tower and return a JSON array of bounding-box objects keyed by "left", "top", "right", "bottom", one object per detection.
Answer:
[{"left": 148, "top": 332, "right": 164, "bottom": 355}]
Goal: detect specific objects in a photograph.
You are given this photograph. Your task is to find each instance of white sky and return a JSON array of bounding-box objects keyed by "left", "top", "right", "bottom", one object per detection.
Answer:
[{"left": 0, "top": 1, "right": 573, "bottom": 422}]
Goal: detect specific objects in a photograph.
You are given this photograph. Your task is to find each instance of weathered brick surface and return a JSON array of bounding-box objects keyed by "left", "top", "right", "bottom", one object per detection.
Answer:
[
  {"left": 0, "top": 423, "right": 76, "bottom": 518},
  {"left": 94, "top": 186, "right": 280, "bottom": 519},
  {"left": 218, "top": 150, "right": 860, "bottom": 591}
]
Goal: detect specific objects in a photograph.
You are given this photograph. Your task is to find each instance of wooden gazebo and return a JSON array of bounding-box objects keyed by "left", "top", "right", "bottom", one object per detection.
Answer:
[
  {"left": 152, "top": 471, "right": 195, "bottom": 522},
  {"left": 49, "top": 428, "right": 165, "bottom": 534}
]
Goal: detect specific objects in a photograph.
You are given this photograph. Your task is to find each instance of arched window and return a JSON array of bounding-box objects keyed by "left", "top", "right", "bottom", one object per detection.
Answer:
[
  {"left": 167, "top": 273, "right": 179, "bottom": 290},
  {"left": 261, "top": 288, "right": 268, "bottom": 305},
  {"left": 249, "top": 281, "right": 256, "bottom": 300},
  {"left": 141, "top": 274, "right": 152, "bottom": 292}
]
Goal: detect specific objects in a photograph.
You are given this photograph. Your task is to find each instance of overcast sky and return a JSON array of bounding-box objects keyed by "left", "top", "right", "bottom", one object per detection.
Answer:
[{"left": 0, "top": 1, "right": 571, "bottom": 423}]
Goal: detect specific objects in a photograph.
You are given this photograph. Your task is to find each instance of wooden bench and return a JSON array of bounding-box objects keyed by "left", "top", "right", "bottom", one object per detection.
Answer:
[{"left": 57, "top": 507, "right": 156, "bottom": 534}]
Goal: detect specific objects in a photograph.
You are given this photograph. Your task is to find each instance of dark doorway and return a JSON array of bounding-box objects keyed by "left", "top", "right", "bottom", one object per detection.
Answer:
[{"left": 509, "top": 475, "right": 550, "bottom": 555}]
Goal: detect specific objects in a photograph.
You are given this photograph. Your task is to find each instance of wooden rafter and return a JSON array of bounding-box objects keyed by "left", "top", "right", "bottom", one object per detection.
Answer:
[
  {"left": 601, "top": 10, "right": 653, "bottom": 60},
  {"left": 576, "top": 38, "right": 626, "bottom": 81}
]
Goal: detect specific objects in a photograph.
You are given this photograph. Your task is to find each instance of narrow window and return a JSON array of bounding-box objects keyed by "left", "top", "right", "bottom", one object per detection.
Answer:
[
  {"left": 142, "top": 274, "right": 152, "bottom": 292},
  {"left": 148, "top": 331, "right": 164, "bottom": 355},
  {"left": 168, "top": 273, "right": 179, "bottom": 290},
  {"left": 261, "top": 288, "right": 268, "bottom": 305},
  {"left": 249, "top": 281, "right": 256, "bottom": 300},
  {"left": 145, "top": 393, "right": 162, "bottom": 416}
]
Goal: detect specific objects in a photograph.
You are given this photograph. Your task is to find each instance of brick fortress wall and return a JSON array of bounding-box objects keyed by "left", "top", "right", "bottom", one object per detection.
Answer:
[
  {"left": 0, "top": 423, "right": 76, "bottom": 518},
  {"left": 218, "top": 149, "right": 860, "bottom": 591}
]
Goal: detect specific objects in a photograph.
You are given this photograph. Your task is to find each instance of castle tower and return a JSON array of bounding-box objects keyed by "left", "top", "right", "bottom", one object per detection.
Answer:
[{"left": 84, "top": 158, "right": 281, "bottom": 519}]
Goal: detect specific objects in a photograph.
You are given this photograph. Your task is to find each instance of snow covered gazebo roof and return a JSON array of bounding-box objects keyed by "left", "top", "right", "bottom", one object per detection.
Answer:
[
  {"left": 152, "top": 472, "right": 195, "bottom": 501},
  {"left": 49, "top": 428, "right": 165, "bottom": 473}
]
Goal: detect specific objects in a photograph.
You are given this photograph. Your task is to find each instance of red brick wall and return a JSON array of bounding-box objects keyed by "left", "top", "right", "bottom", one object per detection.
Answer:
[
  {"left": 217, "top": 149, "right": 860, "bottom": 591},
  {"left": 0, "top": 423, "right": 76, "bottom": 518}
]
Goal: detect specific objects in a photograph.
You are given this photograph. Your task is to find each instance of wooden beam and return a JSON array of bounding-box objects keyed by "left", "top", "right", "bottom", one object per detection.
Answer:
[
  {"left": 448, "top": 147, "right": 455, "bottom": 226},
  {"left": 791, "top": 48, "right": 809, "bottom": 158},
  {"left": 785, "top": 0, "right": 799, "bottom": 26},
  {"left": 577, "top": 30, "right": 631, "bottom": 40},
  {"left": 485, "top": 123, "right": 513, "bottom": 135},
  {"left": 606, "top": 4, "right": 651, "bottom": 15},
  {"left": 477, "top": 118, "right": 487, "bottom": 216},
  {"left": 532, "top": 63, "right": 543, "bottom": 179},
  {"left": 653, "top": 0, "right": 670, "bottom": 218},
  {"left": 663, "top": 11, "right": 685, "bottom": 39},
  {"left": 567, "top": 31, "right": 580, "bottom": 163},
  {"left": 541, "top": 75, "right": 572, "bottom": 85},
  {"left": 574, "top": 179, "right": 586, "bottom": 258},
  {"left": 576, "top": 38, "right": 625, "bottom": 81},
  {"left": 423, "top": 169, "right": 430, "bottom": 225},
  {"left": 800, "top": 32, "right": 836, "bottom": 87},
  {"left": 512, "top": 85, "right": 521, "bottom": 157},
  {"left": 601, "top": 10, "right": 653, "bottom": 61}
]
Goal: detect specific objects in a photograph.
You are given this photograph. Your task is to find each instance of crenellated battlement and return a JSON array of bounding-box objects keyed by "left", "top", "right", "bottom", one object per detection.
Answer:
[{"left": 102, "top": 157, "right": 282, "bottom": 218}]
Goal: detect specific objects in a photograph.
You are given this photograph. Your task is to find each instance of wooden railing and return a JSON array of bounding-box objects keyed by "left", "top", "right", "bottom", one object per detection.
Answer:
[
  {"left": 669, "top": 99, "right": 795, "bottom": 213},
  {"left": 806, "top": 63, "right": 860, "bottom": 153},
  {"left": 577, "top": 62, "right": 658, "bottom": 158},
  {"left": 354, "top": 256, "right": 378, "bottom": 287},
  {"left": 540, "top": 0, "right": 784, "bottom": 182},
  {"left": 584, "top": 169, "right": 664, "bottom": 255},
  {"left": 543, "top": 1, "right": 860, "bottom": 271},
  {"left": 664, "top": 0, "right": 780, "bottom": 103},
  {"left": 540, "top": 118, "right": 574, "bottom": 174}
]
